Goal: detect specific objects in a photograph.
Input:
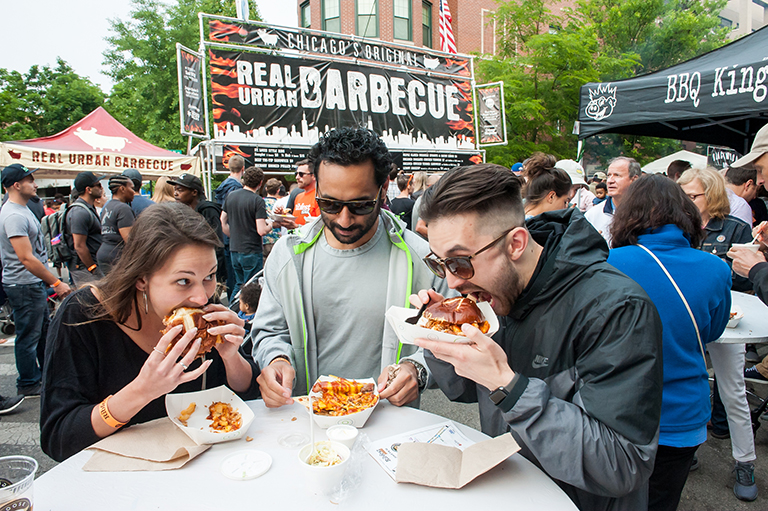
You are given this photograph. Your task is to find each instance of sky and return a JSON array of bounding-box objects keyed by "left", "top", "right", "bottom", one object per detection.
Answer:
[{"left": 0, "top": 0, "right": 297, "bottom": 93}]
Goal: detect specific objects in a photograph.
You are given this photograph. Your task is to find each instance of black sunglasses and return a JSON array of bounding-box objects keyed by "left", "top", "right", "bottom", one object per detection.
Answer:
[
  {"left": 296, "top": 171, "right": 312, "bottom": 177},
  {"left": 424, "top": 227, "right": 517, "bottom": 280},
  {"left": 316, "top": 186, "right": 383, "bottom": 216}
]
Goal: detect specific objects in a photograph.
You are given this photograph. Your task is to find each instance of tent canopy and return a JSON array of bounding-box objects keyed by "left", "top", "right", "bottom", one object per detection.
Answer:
[
  {"left": 641, "top": 150, "right": 708, "bottom": 174},
  {"left": 577, "top": 26, "right": 768, "bottom": 154},
  {"left": 0, "top": 107, "right": 199, "bottom": 179}
]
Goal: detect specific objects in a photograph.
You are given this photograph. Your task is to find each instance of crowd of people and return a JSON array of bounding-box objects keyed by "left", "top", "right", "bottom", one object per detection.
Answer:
[{"left": 1, "top": 123, "right": 768, "bottom": 511}]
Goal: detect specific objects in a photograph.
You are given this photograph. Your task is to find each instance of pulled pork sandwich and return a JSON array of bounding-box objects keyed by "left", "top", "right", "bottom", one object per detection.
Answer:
[
  {"left": 162, "top": 307, "right": 224, "bottom": 358},
  {"left": 422, "top": 297, "right": 490, "bottom": 336}
]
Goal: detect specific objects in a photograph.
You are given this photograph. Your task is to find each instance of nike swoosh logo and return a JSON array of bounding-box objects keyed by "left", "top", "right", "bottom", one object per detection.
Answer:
[{"left": 531, "top": 361, "right": 548, "bottom": 369}]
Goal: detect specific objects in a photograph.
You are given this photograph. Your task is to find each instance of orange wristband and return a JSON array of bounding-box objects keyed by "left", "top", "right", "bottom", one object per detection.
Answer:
[
  {"left": 269, "top": 356, "right": 290, "bottom": 366},
  {"left": 99, "top": 395, "right": 127, "bottom": 428},
  {"left": 51, "top": 279, "right": 62, "bottom": 288},
  {"left": 88, "top": 264, "right": 98, "bottom": 272}
]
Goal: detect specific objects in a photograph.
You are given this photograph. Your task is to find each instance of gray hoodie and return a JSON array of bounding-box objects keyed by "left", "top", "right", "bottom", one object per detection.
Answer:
[{"left": 251, "top": 210, "right": 452, "bottom": 395}]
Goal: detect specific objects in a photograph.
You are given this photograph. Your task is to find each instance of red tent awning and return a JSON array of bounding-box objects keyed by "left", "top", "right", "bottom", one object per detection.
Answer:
[{"left": 1, "top": 107, "right": 199, "bottom": 178}]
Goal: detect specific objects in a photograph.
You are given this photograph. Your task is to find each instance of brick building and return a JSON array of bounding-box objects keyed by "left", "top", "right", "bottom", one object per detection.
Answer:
[{"left": 295, "top": 0, "right": 506, "bottom": 54}]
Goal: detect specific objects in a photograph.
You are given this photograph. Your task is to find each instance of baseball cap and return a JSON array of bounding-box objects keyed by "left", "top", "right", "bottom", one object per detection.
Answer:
[
  {"left": 168, "top": 174, "right": 206, "bottom": 197},
  {"left": 122, "top": 168, "right": 143, "bottom": 189},
  {"left": 593, "top": 171, "right": 607, "bottom": 180},
  {"left": 556, "top": 159, "right": 588, "bottom": 187},
  {"left": 732, "top": 123, "right": 768, "bottom": 168},
  {"left": 511, "top": 162, "right": 523, "bottom": 174},
  {"left": 74, "top": 171, "right": 105, "bottom": 194},
  {"left": 2, "top": 164, "right": 38, "bottom": 187}
]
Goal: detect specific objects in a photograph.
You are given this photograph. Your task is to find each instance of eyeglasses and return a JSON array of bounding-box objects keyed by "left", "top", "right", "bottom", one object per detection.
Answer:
[
  {"left": 687, "top": 193, "right": 705, "bottom": 201},
  {"left": 296, "top": 171, "right": 312, "bottom": 177},
  {"left": 316, "top": 186, "right": 383, "bottom": 216},
  {"left": 424, "top": 227, "right": 517, "bottom": 280}
]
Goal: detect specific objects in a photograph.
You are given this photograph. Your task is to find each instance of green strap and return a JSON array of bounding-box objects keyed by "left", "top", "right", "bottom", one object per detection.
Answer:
[{"left": 385, "top": 211, "right": 414, "bottom": 363}]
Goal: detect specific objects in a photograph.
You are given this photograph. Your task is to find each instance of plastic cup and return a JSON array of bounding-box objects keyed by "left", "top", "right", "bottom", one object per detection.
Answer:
[
  {"left": 326, "top": 425, "right": 359, "bottom": 449},
  {"left": 297, "top": 441, "right": 350, "bottom": 495},
  {"left": 0, "top": 456, "right": 38, "bottom": 510},
  {"left": 731, "top": 243, "right": 760, "bottom": 253}
]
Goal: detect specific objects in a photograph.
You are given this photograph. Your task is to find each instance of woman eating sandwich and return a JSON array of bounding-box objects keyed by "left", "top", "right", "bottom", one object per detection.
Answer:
[{"left": 41, "top": 202, "right": 259, "bottom": 461}]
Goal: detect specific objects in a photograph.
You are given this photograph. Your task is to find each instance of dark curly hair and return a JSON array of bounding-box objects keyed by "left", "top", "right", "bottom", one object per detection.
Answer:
[
  {"left": 242, "top": 166, "right": 264, "bottom": 189},
  {"left": 611, "top": 174, "right": 703, "bottom": 248},
  {"left": 238, "top": 279, "right": 262, "bottom": 311},
  {"left": 308, "top": 126, "right": 393, "bottom": 187}
]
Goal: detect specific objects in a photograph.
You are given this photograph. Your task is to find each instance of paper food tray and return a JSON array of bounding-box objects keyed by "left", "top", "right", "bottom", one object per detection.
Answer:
[
  {"left": 309, "top": 376, "right": 379, "bottom": 429},
  {"left": 385, "top": 301, "right": 498, "bottom": 345},
  {"left": 166, "top": 385, "right": 254, "bottom": 445}
]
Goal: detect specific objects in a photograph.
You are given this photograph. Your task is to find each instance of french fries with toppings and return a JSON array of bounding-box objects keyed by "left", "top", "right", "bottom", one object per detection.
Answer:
[
  {"left": 207, "top": 401, "right": 242, "bottom": 432},
  {"left": 311, "top": 376, "right": 378, "bottom": 416}
]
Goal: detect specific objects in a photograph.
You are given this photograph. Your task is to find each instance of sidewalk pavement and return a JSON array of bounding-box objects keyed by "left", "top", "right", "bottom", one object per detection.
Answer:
[{"left": 2, "top": 335, "right": 767, "bottom": 510}]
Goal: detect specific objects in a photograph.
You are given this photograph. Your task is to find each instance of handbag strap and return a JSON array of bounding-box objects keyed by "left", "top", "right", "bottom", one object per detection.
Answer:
[{"left": 637, "top": 244, "right": 707, "bottom": 365}]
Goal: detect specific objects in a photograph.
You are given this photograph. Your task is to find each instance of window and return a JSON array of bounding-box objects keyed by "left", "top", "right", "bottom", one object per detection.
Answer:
[
  {"left": 422, "top": 1, "right": 432, "bottom": 48},
  {"left": 357, "top": 0, "right": 378, "bottom": 38},
  {"left": 394, "top": 0, "right": 411, "bottom": 41},
  {"left": 301, "top": 1, "right": 311, "bottom": 28},
  {"left": 323, "top": 0, "right": 341, "bottom": 33},
  {"left": 719, "top": 16, "right": 733, "bottom": 28}
]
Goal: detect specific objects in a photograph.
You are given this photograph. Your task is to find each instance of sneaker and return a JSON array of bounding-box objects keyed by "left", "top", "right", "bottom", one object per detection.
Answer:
[
  {"left": 745, "top": 366, "right": 768, "bottom": 383},
  {"left": 746, "top": 344, "right": 761, "bottom": 363},
  {"left": 689, "top": 455, "right": 699, "bottom": 472},
  {"left": 710, "top": 429, "right": 730, "bottom": 439},
  {"left": 0, "top": 394, "right": 24, "bottom": 415},
  {"left": 733, "top": 461, "right": 758, "bottom": 501},
  {"left": 17, "top": 382, "right": 41, "bottom": 397}
]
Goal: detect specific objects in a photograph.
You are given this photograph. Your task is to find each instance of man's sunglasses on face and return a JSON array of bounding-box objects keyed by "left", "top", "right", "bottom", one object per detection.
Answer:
[
  {"left": 424, "top": 227, "right": 517, "bottom": 280},
  {"left": 296, "top": 171, "right": 312, "bottom": 177},
  {"left": 316, "top": 186, "right": 383, "bottom": 216}
]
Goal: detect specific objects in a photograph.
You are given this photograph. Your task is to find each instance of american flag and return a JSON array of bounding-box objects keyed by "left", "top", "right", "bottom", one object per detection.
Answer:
[{"left": 439, "top": 0, "right": 457, "bottom": 54}]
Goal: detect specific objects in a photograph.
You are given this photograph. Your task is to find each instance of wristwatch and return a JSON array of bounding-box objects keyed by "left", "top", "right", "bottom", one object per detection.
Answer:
[
  {"left": 401, "top": 359, "right": 428, "bottom": 391},
  {"left": 489, "top": 377, "right": 518, "bottom": 406}
]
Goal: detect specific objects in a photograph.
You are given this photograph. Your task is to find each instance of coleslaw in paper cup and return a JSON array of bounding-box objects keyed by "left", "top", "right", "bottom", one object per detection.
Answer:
[
  {"left": 166, "top": 385, "right": 254, "bottom": 445},
  {"left": 308, "top": 376, "right": 379, "bottom": 429},
  {"left": 385, "top": 300, "right": 499, "bottom": 345}
]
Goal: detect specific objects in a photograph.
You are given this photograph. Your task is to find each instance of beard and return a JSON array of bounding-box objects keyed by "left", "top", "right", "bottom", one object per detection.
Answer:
[
  {"left": 457, "top": 256, "right": 524, "bottom": 316},
  {"left": 321, "top": 203, "right": 381, "bottom": 246}
]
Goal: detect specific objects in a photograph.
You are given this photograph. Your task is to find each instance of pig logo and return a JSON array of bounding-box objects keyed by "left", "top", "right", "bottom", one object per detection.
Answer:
[
  {"left": 423, "top": 57, "right": 440, "bottom": 70},
  {"left": 257, "top": 28, "right": 278, "bottom": 46},
  {"left": 73, "top": 128, "right": 130, "bottom": 151},
  {"left": 585, "top": 83, "right": 617, "bottom": 121}
]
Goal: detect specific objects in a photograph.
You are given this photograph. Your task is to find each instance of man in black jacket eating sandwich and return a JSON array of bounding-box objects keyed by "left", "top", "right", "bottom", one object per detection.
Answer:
[{"left": 413, "top": 163, "right": 663, "bottom": 511}]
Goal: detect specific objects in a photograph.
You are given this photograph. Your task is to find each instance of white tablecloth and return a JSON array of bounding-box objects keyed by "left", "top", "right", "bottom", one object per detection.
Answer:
[
  {"left": 716, "top": 291, "right": 768, "bottom": 344},
  {"left": 34, "top": 400, "right": 577, "bottom": 510}
]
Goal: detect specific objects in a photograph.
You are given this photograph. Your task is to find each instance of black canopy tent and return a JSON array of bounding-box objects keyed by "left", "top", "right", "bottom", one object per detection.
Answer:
[{"left": 576, "top": 25, "right": 768, "bottom": 154}]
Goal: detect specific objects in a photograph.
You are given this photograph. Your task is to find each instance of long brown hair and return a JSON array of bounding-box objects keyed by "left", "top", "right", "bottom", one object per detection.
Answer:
[
  {"left": 611, "top": 174, "right": 703, "bottom": 248},
  {"left": 89, "top": 202, "right": 222, "bottom": 328}
]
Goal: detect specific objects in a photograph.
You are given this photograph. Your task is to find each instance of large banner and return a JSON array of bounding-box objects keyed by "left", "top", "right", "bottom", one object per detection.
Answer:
[
  {"left": 475, "top": 82, "right": 506, "bottom": 146},
  {"left": 222, "top": 145, "right": 483, "bottom": 173},
  {"left": 176, "top": 44, "right": 207, "bottom": 137},
  {"left": 206, "top": 18, "right": 471, "bottom": 78},
  {"left": 209, "top": 48, "right": 475, "bottom": 150}
]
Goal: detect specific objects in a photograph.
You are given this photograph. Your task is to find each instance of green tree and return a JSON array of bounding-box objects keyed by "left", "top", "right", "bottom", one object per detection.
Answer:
[
  {"left": 0, "top": 59, "right": 105, "bottom": 141},
  {"left": 481, "top": 0, "right": 729, "bottom": 167},
  {"left": 103, "top": 0, "right": 261, "bottom": 150}
]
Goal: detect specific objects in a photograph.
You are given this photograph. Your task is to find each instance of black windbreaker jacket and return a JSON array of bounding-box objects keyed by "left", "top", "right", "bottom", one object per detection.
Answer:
[{"left": 427, "top": 208, "right": 663, "bottom": 511}]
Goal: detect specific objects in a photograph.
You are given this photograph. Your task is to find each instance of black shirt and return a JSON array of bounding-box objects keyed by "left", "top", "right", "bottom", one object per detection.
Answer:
[
  {"left": 390, "top": 197, "right": 415, "bottom": 230},
  {"left": 40, "top": 288, "right": 261, "bottom": 462},
  {"left": 222, "top": 189, "right": 268, "bottom": 253},
  {"left": 97, "top": 200, "right": 135, "bottom": 265},
  {"left": 66, "top": 198, "right": 102, "bottom": 262}
]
